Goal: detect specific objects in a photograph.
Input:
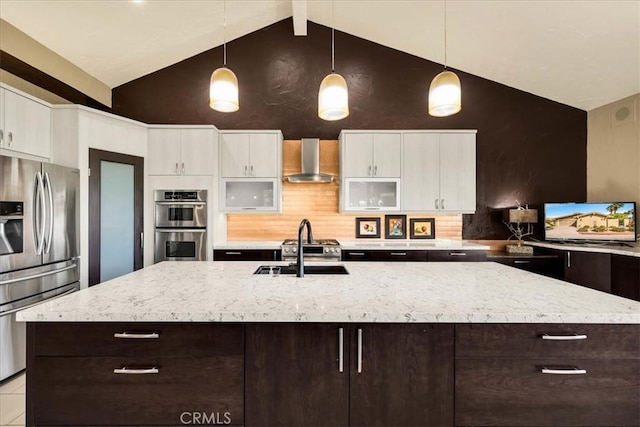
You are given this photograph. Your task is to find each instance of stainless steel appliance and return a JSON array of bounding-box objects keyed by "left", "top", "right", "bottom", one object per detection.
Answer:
[
  {"left": 154, "top": 190, "right": 207, "bottom": 262},
  {"left": 281, "top": 238, "right": 341, "bottom": 262},
  {"left": 0, "top": 155, "right": 80, "bottom": 381}
]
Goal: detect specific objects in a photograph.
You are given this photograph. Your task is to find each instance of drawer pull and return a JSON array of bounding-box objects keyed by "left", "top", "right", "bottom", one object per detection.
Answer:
[
  {"left": 349, "top": 252, "right": 365, "bottom": 256},
  {"left": 390, "top": 252, "right": 407, "bottom": 256},
  {"left": 357, "top": 328, "right": 363, "bottom": 374},
  {"left": 449, "top": 252, "right": 467, "bottom": 256},
  {"left": 225, "top": 252, "right": 243, "bottom": 255},
  {"left": 513, "top": 260, "right": 530, "bottom": 264},
  {"left": 113, "top": 366, "right": 159, "bottom": 375},
  {"left": 338, "top": 327, "right": 344, "bottom": 373},
  {"left": 542, "top": 334, "right": 587, "bottom": 341},
  {"left": 541, "top": 367, "right": 587, "bottom": 375},
  {"left": 114, "top": 332, "right": 160, "bottom": 339}
]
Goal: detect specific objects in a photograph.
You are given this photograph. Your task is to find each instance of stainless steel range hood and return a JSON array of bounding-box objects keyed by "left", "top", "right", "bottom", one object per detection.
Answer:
[{"left": 286, "top": 138, "right": 335, "bottom": 183}]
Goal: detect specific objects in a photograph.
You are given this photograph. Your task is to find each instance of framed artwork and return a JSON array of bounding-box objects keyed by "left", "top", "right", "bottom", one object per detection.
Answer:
[
  {"left": 355, "top": 217, "right": 381, "bottom": 238},
  {"left": 410, "top": 218, "right": 436, "bottom": 239},
  {"left": 384, "top": 215, "right": 407, "bottom": 239}
]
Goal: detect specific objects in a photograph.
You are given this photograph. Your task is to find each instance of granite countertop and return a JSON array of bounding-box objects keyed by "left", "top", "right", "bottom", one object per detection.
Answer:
[
  {"left": 17, "top": 261, "right": 639, "bottom": 324},
  {"left": 214, "top": 240, "right": 490, "bottom": 251},
  {"left": 526, "top": 241, "right": 640, "bottom": 258}
]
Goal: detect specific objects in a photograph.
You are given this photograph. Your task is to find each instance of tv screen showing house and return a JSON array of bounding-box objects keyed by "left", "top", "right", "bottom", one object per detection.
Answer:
[{"left": 544, "top": 202, "right": 637, "bottom": 242}]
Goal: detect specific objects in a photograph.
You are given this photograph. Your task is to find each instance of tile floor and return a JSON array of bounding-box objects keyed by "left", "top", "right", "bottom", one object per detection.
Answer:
[{"left": 0, "top": 372, "right": 25, "bottom": 427}]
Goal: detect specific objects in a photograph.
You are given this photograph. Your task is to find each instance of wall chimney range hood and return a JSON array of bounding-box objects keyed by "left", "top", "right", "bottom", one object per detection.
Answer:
[{"left": 286, "top": 138, "right": 335, "bottom": 183}]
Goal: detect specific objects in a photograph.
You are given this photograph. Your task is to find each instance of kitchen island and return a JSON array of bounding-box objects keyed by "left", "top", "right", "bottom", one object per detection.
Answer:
[{"left": 18, "top": 262, "right": 640, "bottom": 427}]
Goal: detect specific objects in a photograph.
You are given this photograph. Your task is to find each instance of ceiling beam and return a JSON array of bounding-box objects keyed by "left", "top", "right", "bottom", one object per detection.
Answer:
[{"left": 292, "top": 0, "right": 307, "bottom": 36}]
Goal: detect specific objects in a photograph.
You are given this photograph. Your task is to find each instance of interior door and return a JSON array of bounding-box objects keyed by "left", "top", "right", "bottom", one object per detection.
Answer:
[{"left": 88, "top": 149, "right": 143, "bottom": 286}]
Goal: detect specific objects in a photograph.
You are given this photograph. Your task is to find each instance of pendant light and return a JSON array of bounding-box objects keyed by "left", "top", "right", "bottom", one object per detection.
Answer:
[
  {"left": 209, "top": 0, "right": 239, "bottom": 112},
  {"left": 318, "top": 0, "right": 349, "bottom": 121},
  {"left": 428, "top": 0, "right": 461, "bottom": 117}
]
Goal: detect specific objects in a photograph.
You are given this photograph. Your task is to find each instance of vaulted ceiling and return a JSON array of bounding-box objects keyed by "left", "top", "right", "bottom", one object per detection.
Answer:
[{"left": 0, "top": 0, "right": 638, "bottom": 111}]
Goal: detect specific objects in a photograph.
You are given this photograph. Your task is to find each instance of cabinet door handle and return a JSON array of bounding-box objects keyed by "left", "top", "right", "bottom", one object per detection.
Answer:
[
  {"left": 225, "top": 251, "right": 243, "bottom": 255},
  {"left": 349, "top": 252, "right": 365, "bottom": 256},
  {"left": 0, "top": 129, "right": 3, "bottom": 146},
  {"left": 114, "top": 332, "right": 160, "bottom": 339},
  {"left": 368, "top": 165, "right": 372, "bottom": 176},
  {"left": 513, "top": 260, "right": 530, "bottom": 264},
  {"left": 390, "top": 252, "right": 406, "bottom": 256},
  {"left": 541, "top": 367, "right": 586, "bottom": 375},
  {"left": 140, "top": 232, "right": 144, "bottom": 249},
  {"left": 181, "top": 162, "right": 185, "bottom": 174},
  {"left": 541, "top": 334, "right": 587, "bottom": 341},
  {"left": 175, "top": 162, "right": 179, "bottom": 174},
  {"left": 435, "top": 199, "right": 439, "bottom": 209},
  {"left": 7, "top": 131, "right": 13, "bottom": 148},
  {"left": 338, "top": 327, "right": 344, "bottom": 373},
  {"left": 113, "top": 366, "right": 159, "bottom": 375},
  {"left": 441, "top": 198, "right": 445, "bottom": 210},
  {"left": 357, "top": 328, "right": 363, "bottom": 374},
  {"left": 374, "top": 165, "right": 378, "bottom": 176},
  {"left": 244, "top": 165, "right": 248, "bottom": 176},
  {"left": 567, "top": 252, "right": 571, "bottom": 268},
  {"left": 250, "top": 165, "right": 254, "bottom": 176}
]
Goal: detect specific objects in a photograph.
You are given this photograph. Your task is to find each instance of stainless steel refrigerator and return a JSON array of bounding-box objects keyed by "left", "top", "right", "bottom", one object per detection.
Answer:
[{"left": 0, "top": 154, "right": 80, "bottom": 381}]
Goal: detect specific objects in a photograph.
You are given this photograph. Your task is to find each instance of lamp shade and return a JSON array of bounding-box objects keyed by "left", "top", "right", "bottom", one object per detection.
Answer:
[
  {"left": 506, "top": 209, "right": 538, "bottom": 224},
  {"left": 318, "top": 73, "right": 349, "bottom": 121},
  {"left": 428, "top": 70, "right": 461, "bottom": 117},
  {"left": 209, "top": 67, "right": 239, "bottom": 112}
]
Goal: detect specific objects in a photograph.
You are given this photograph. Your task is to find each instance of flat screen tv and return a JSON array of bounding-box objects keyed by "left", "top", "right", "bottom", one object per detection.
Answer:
[{"left": 544, "top": 202, "right": 637, "bottom": 243}]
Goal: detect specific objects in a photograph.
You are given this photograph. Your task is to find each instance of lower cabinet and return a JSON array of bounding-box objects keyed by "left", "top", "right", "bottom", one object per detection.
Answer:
[
  {"left": 342, "top": 249, "right": 427, "bottom": 261},
  {"left": 455, "top": 324, "right": 640, "bottom": 427},
  {"left": 245, "top": 323, "right": 454, "bottom": 427},
  {"left": 564, "top": 250, "right": 611, "bottom": 293},
  {"left": 428, "top": 250, "right": 486, "bottom": 261},
  {"left": 213, "top": 249, "right": 281, "bottom": 261},
  {"left": 611, "top": 254, "right": 640, "bottom": 301}
]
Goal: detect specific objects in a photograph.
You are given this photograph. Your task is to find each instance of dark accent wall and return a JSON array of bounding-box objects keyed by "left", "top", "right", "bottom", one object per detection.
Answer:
[{"left": 112, "top": 18, "right": 587, "bottom": 240}]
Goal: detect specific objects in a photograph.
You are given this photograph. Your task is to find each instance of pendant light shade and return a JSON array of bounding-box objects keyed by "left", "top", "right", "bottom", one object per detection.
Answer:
[
  {"left": 428, "top": 70, "right": 461, "bottom": 117},
  {"left": 209, "top": 67, "right": 239, "bottom": 112},
  {"left": 318, "top": 72, "right": 349, "bottom": 121}
]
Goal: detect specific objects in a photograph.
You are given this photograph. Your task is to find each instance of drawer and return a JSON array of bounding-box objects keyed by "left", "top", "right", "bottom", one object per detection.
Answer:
[
  {"left": 32, "top": 356, "right": 244, "bottom": 426},
  {"left": 490, "top": 257, "right": 561, "bottom": 277},
  {"left": 214, "top": 249, "right": 280, "bottom": 261},
  {"left": 428, "top": 250, "right": 486, "bottom": 261},
  {"left": 342, "top": 250, "right": 427, "bottom": 261},
  {"left": 33, "top": 323, "right": 243, "bottom": 357},
  {"left": 456, "top": 324, "right": 640, "bottom": 359},
  {"left": 455, "top": 358, "right": 640, "bottom": 426}
]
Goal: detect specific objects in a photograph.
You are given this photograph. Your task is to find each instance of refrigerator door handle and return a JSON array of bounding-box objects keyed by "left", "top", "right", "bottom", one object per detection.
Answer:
[
  {"left": 33, "top": 171, "right": 46, "bottom": 255},
  {"left": 0, "top": 262, "right": 78, "bottom": 286},
  {"left": 43, "top": 172, "right": 54, "bottom": 254},
  {"left": 0, "top": 288, "right": 77, "bottom": 318}
]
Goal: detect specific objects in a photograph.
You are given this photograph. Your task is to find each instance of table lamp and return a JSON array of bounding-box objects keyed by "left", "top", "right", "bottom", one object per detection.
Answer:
[{"left": 504, "top": 206, "right": 538, "bottom": 254}]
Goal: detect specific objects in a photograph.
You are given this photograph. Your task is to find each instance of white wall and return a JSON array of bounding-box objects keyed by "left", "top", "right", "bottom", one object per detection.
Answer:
[{"left": 587, "top": 94, "right": 640, "bottom": 208}]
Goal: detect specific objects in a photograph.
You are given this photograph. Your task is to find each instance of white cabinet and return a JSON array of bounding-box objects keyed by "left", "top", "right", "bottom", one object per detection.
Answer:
[
  {"left": 219, "top": 130, "right": 282, "bottom": 212},
  {"left": 340, "top": 131, "right": 401, "bottom": 178},
  {"left": 220, "top": 131, "right": 280, "bottom": 178},
  {"left": 0, "top": 86, "right": 51, "bottom": 159},
  {"left": 402, "top": 131, "right": 476, "bottom": 213},
  {"left": 148, "top": 127, "right": 216, "bottom": 175},
  {"left": 343, "top": 178, "right": 401, "bottom": 211}
]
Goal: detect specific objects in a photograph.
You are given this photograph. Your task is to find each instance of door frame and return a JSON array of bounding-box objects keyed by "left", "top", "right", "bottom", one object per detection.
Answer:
[{"left": 88, "top": 149, "right": 144, "bottom": 286}]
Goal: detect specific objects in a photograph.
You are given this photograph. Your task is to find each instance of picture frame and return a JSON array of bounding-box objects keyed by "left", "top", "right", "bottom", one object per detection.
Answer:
[
  {"left": 384, "top": 215, "right": 407, "bottom": 239},
  {"left": 410, "top": 218, "right": 436, "bottom": 239},
  {"left": 355, "top": 217, "right": 381, "bottom": 238}
]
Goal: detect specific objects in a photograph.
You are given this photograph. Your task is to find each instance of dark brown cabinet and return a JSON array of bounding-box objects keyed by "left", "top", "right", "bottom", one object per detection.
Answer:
[
  {"left": 342, "top": 249, "right": 427, "bottom": 261},
  {"left": 214, "top": 248, "right": 281, "bottom": 261},
  {"left": 564, "top": 250, "right": 611, "bottom": 292},
  {"left": 611, "top": 254, "right": 640, "bottom": 301},
  {"left": 245, "top": 323, "right": 454, "bottom": 427},
  {"left": 27, "top": 323, "right": 244, "bottom": 427},
  {"left": 428, "top": 250, "right": 486, "bottom": 261},
  {"left": 487, "top": 252, "right": 561, "bottom": 278},
  {"left": 455, "top": 324, "right": 640, "bottom": 427}
]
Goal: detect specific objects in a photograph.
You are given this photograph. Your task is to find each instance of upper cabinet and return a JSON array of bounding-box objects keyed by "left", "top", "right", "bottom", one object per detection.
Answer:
[
  {"left": 219, "top": 130, "right": 283, "bottom": 212},
  {"left": 148, "top": 127, "right": 216, "bottom": 176},
  {"left": 0, "top": 85, "right": 51, "bottom": 160},
  {"left": 402, "top": 131, "right": 476, "bottom": 213},
  {"left": 220, "top": 131, "right": 281, "bottom": 178},
  {"left": 340, "top": 131, "right": 401, "bottom": 178}
]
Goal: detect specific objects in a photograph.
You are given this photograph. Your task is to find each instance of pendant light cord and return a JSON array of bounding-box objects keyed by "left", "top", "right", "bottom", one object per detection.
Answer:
[
  {"left": 331, "top": 0, "right": 335, "bottom": 72},
  {"left": 223, "top": 0, "right": 227, "bottom": 66},
  {"left": 443, "top": 0, "right": 447, "bottom": 69}
]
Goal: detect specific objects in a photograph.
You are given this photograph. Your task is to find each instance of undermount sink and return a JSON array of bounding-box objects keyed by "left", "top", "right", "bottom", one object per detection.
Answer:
[{"left": 254, "top": 265, "right": 349, "bottom": 275}]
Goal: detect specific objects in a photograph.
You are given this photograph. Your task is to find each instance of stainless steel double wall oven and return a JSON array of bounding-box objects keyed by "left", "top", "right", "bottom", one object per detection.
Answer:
[
  {"left": 0, "top": 155, "right": 80, "bottom": 381},
  {"left": 154, "top": 190, "right": 207, "bottom": 262}
]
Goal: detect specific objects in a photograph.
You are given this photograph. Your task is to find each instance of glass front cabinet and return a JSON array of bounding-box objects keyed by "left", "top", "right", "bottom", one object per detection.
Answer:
[
  {"left": 341, "top": 178, "right": 401, "bottom": 212},
  {"left": 220, "top": 178, "right": 280, "bottom": 212}
]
